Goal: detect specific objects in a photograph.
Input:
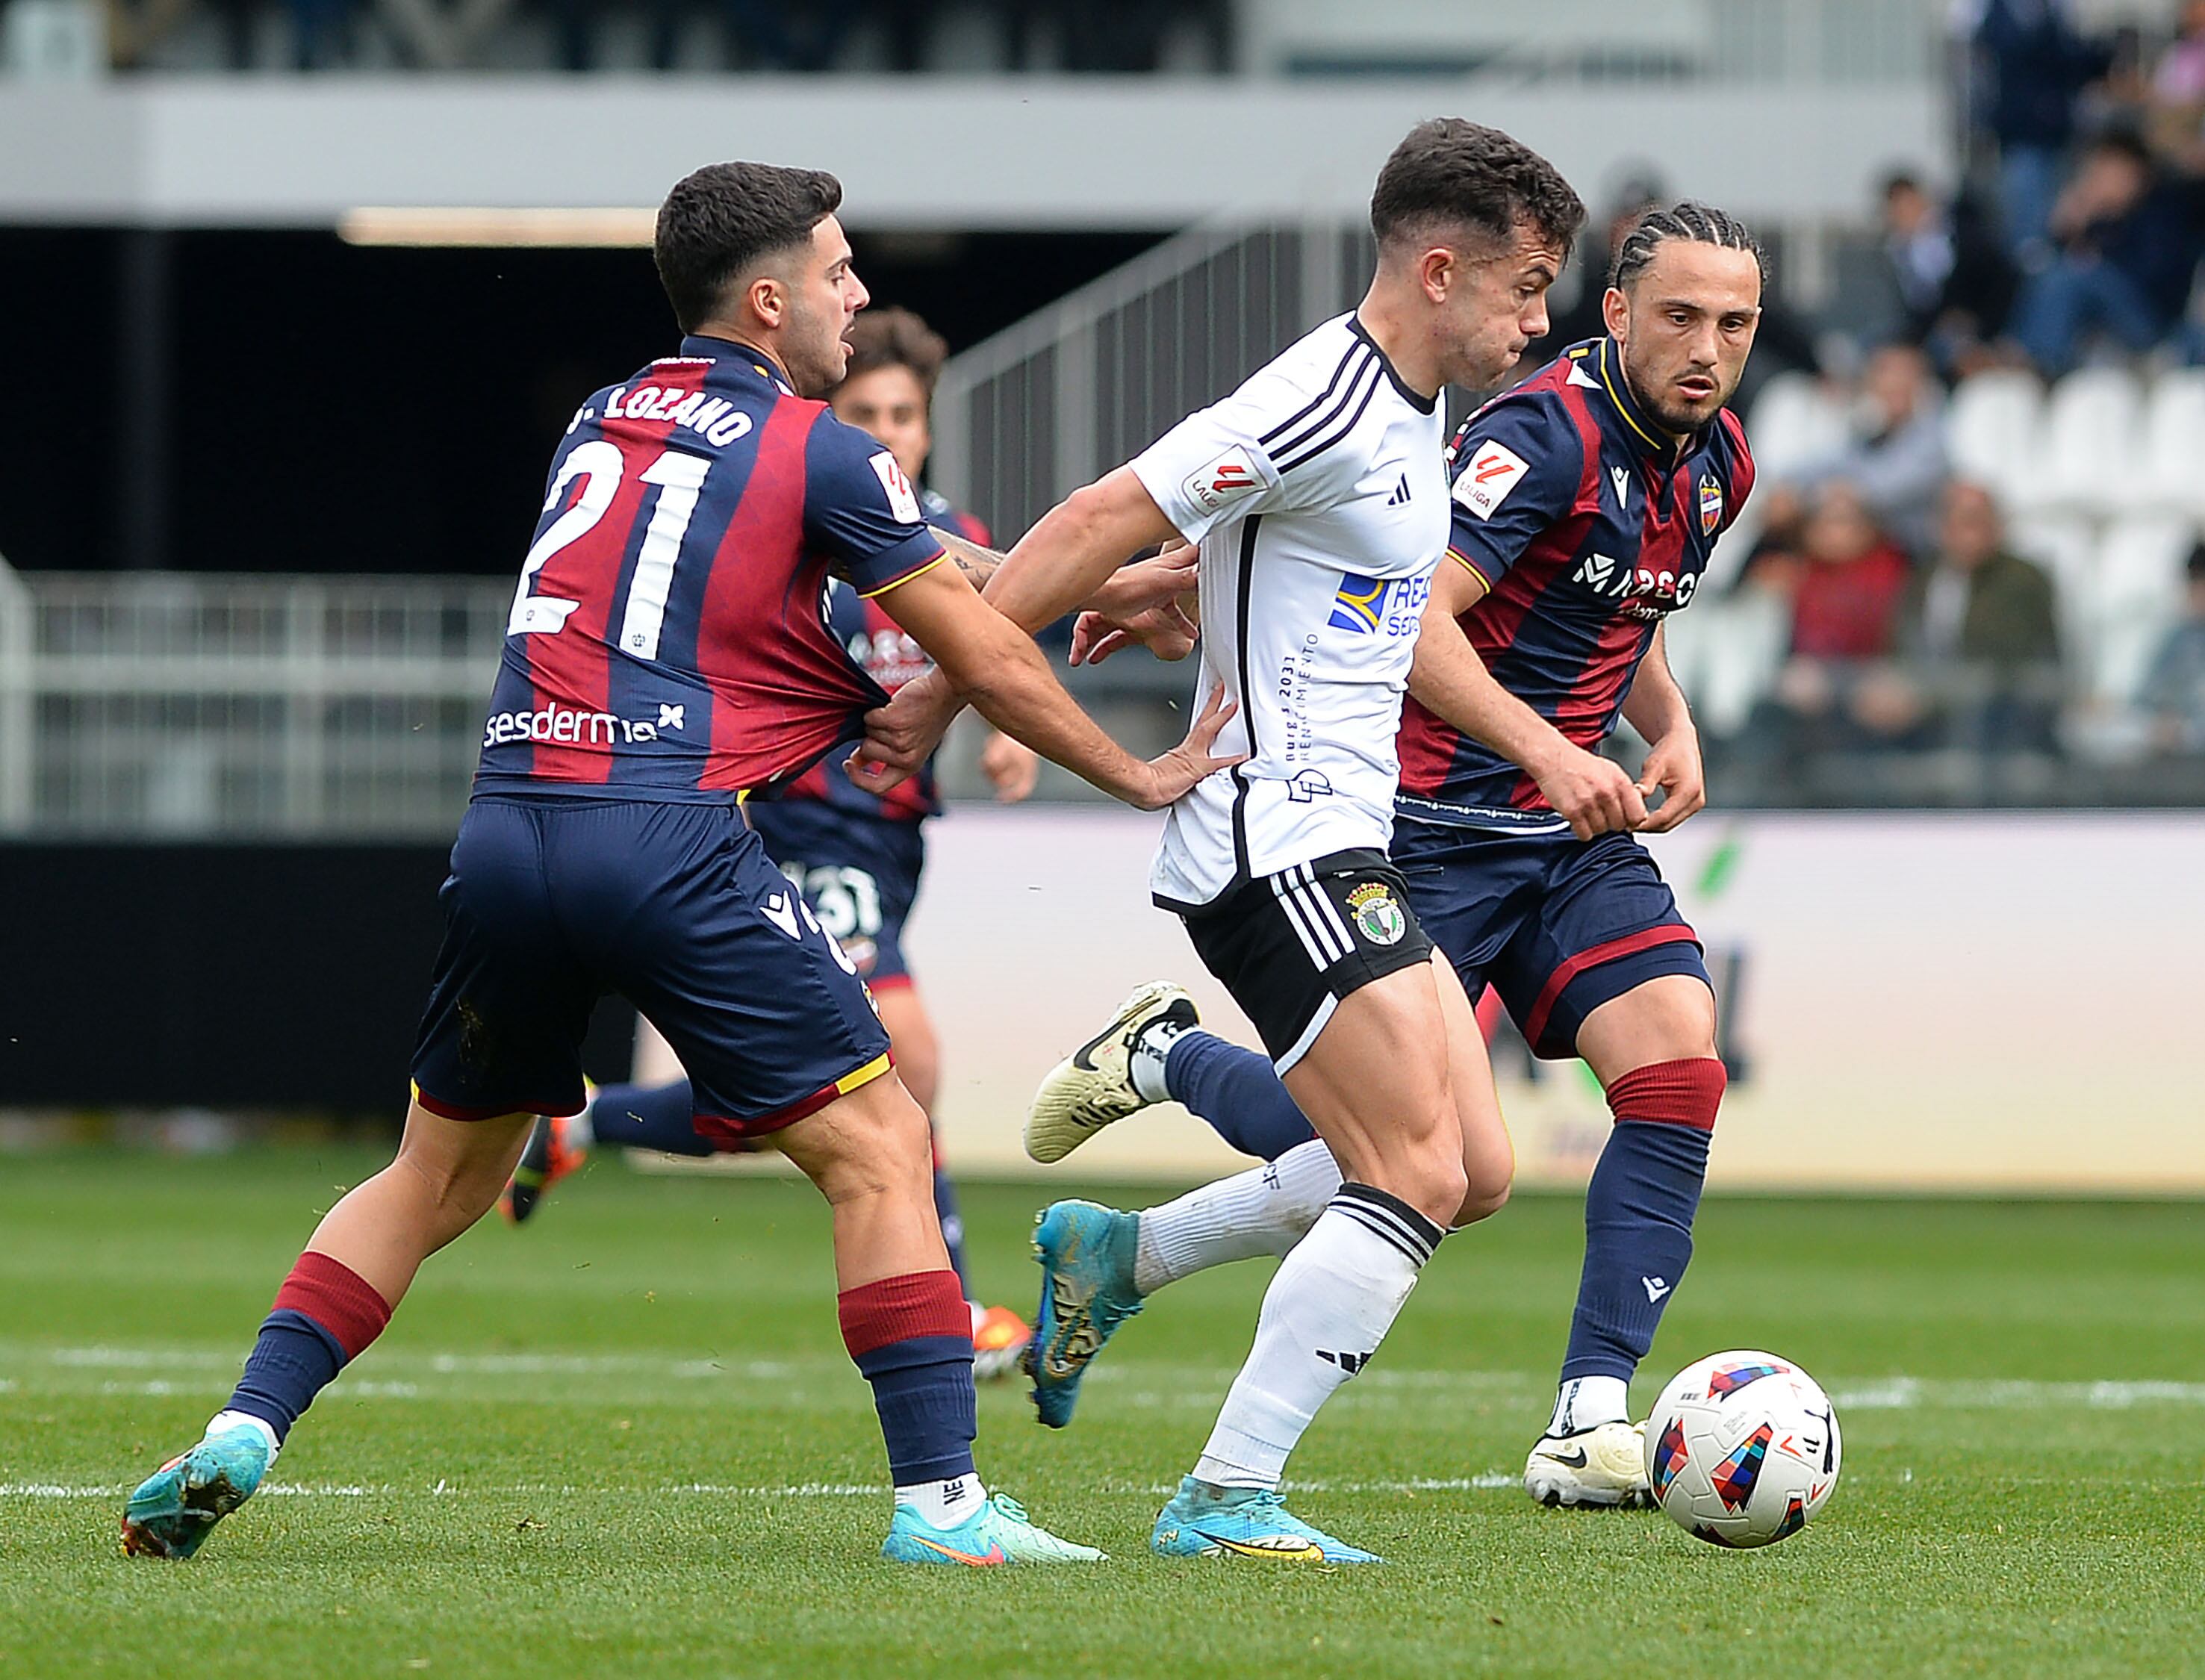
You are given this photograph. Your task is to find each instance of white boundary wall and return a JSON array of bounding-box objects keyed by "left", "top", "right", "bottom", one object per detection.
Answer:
[
  {"left": 0, "top": 79, "right": 1938, "bottom": 227},
  {"left": 908, "top": 809, "right": 2204, "bottom": 1194}
]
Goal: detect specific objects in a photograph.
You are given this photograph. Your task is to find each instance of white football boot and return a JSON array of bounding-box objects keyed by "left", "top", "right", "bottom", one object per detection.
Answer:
[
  {"left": 1523, "top": 1420, "right": 1653, "bottom": 1508},
  {"left": 1023, "top": 981, "right": 1196, "bottom": 1164}
]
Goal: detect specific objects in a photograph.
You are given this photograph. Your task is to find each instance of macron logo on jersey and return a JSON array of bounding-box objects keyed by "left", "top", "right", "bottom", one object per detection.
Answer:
[
  {"left": 1184, "top": 447, "right": 1263, "bottom": 516},
  {"left": 1452, "top": 441, "right": 1531, "bottom": 522},
  {"left": 868, "top": 453, "right": 923, "bottom": 524}
]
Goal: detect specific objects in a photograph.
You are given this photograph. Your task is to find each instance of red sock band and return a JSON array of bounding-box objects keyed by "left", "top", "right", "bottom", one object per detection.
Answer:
[
  {"left": 837, "top": 1269, "right": 971, "bottom": 1360},
  {"left": 1605, "top": 1057, "right": 1726, "bottom": 1131},
  {"left": 271, "top": 1251, "right": 393, "bottom": 1363}
]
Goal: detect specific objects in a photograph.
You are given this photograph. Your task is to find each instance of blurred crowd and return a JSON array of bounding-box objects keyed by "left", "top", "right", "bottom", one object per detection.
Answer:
[{"left": 1544, "top": 2, "right": 2205, "bottom": 805}]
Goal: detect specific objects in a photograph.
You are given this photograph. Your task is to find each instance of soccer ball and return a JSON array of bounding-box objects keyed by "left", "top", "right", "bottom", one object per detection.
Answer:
[{"left": 1643, "top": 1349, "right": 1841, "bottom": 1548}]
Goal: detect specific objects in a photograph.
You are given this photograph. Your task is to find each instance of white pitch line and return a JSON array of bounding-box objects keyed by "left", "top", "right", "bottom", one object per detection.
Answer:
[{"left": 9, "top": 1347, "right": 2205, "bottom": 1411}]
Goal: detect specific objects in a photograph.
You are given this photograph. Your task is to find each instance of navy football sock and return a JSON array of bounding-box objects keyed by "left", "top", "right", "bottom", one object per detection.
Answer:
[
  {"left": 1562, "top": 1121, "right": 1708, "bottom": 1381},
  {"left": 838, "top": 1271, "right": 977, "bottom": 1487},
  {"left": 1164, "top": 1031, "right": 1319, "bottom": 1162},
  {"left": 226, "top": 1253, "right": 391, "bottom": 1443},
  {"left": 931, "top": 1160, "right": 971, "bottom": 1295},
  {"left": 587, "top": 1079, "right": 713, "bottom": 1157}
]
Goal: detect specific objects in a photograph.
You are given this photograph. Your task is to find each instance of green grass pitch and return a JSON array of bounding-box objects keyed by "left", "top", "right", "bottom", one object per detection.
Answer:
[{"left": 1, "top": 1148, "right": 2201, "bottom": 1679}]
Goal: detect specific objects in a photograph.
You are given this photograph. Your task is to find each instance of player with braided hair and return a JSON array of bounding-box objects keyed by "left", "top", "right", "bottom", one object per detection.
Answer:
[{"left": 1022, "top": 201, "right": 1767, "bottom": 1512}]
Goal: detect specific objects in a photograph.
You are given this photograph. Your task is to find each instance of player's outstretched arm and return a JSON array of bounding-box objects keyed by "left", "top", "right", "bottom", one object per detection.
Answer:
[
  {"left": 1620, "top": 623, "right": 1705, "bottom": 833},
  {"left": 870, "top": 560, "right": 1240, "bottom": 811},
  {"left": 1410, "top": 560, "right": 1647, "bottom": 841},
  {"left": 848, "top": 472, "right": 1192, "bottom": 786}
]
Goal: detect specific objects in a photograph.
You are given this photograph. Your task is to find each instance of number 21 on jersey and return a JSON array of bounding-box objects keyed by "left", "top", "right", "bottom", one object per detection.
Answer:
[{"left": 507, "top": 439, "right": 711, "bottom": 663}]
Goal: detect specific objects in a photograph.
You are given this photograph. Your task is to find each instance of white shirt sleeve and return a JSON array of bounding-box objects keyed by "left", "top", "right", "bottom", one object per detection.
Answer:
[{"left": 1130, "top": 360, "right": 1363, "bottom": 544}]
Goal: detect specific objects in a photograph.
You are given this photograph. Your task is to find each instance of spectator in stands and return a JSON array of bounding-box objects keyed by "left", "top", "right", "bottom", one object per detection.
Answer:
[
  {"left": 2138, "top": 542, "right": 2205, "bottom": 753},
  {"left": 1880, "top": 480, "right": 2064, "bottom": 752},
  {"left": 2145, "top": 0, "right": 2205, "bottom": 174},
  {"left": 1781, "top": 343, "right": 1950, "bottom": 560},
  {"left": 1875, "top": 169, "right": 2018, "bottom": 370},
  {"left": 1737, "top": 484, "right": 1920, "bottom": 766},
  {"left": 2005, "top": 130, "right": 2201, "bottom": 373},
  {"left": 1970, "top": 0, "right": 2115, "bottom": 255}
]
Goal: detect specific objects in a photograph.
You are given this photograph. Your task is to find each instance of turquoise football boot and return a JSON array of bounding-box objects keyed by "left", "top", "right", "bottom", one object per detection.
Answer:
[
  {"left": 1024, "top": 1200, "right": 1144, "bottom": 1429},
  {"left": 120, "top": 1423, "right": 273, "bottom": 1558},
  {"left": 881, "top": 1493, "right": 1107, "bottom": 1566},
  {"left": 1150, "top": 1477, "right": 1382, "bottom": 1564}
]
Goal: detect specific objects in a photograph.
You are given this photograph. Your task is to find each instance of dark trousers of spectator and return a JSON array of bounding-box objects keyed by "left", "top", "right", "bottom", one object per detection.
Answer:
[
  {"left": 2009, "top": 255, "right": 2171, "bottom": 373},
  {"left": 1999, "top": 144, "right": 2065, "bottom": 258}
]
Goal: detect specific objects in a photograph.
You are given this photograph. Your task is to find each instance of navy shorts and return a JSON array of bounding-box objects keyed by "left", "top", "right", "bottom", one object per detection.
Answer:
[
  {"left": 411, "top": 796, "right": 892, "bottom": 1141},
  {"left": 744, "top": 800, "right": 925, "bottom": 989},
  {"left": 1390, "top": 817, "right": 1710, "bottom": 1060}
]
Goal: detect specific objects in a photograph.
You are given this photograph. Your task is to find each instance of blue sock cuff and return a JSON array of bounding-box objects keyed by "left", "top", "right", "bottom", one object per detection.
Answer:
[
  {"left": 853, "top": 1334, "right": 974, "bottom": 1380},
  {"left": 262, "top": 1307, "right": 349, "bottom": 1370}
]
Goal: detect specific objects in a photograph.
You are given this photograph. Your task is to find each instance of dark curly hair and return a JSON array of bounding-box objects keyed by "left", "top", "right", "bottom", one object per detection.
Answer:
[
  {"left": 1369, "top": 119, "right": 1586, "bottom": 261},
  {"left": 839, "top": 307, "right": 951, "bottom": 400},
  {"left": 653, "top": 161, "right": 842, "bottom": 334}
]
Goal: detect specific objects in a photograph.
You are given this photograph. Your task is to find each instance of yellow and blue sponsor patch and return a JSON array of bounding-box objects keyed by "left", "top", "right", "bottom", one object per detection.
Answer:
[
  {"left": 1328, "top": 571, "right": 1387, "bottom": 633},
  {"left": 1328, "top": 570, "right": 1428, "bottom": 635}
]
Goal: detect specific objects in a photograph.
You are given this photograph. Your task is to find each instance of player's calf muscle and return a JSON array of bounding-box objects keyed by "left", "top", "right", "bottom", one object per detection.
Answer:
[{"left": 1286, "top": 977, "right": 1465, "bottom": 1225}]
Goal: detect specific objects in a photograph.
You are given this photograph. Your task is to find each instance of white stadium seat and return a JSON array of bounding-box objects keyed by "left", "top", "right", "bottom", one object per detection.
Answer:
[
  {"left": 1746, "top": 372, "right": 1851, "bottom": 482},
  {"left": 2035, "top": 365, "right": 2146, "bottom": 512},
  {"left": 2087, "top": 514, "right": 2199, "bottom": 703},
  {"left": 1944, "top": 370, "right": 2046, "bottom": 513},
  {"left": 2136, "top": 368, "right": 2205, "bottom": 517}
]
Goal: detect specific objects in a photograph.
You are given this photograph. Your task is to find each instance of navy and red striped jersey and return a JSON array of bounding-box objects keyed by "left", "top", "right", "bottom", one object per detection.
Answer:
[
  {"left": 473, "top": 336, "right": 946, "bottom": 803},
  {"left": 1396, "top": 337, "right": 1756, "bottom": 831},
  {"left": 777, "top": 490, "right": 989, "bottom": 824}
]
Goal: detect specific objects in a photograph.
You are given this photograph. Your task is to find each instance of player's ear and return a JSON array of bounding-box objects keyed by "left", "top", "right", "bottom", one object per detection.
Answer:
[
  {"left": 1601, "top": 284, "right": 1631, "bottom": 342},
  {"left": 744, "top": 272, "right": 787, "bottom": 332},
  {"left": 1418, "top": 245, "right": 1455, "bottom": 305}
]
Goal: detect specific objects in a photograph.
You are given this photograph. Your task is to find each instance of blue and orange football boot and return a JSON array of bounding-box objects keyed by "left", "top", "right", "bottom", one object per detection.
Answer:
[
  {"left": 120, "top": 1422, "right": 273, "bottom": 1559},
  {"left": 881, "top": 1493, "right": 1107, "bottom": 1566}
]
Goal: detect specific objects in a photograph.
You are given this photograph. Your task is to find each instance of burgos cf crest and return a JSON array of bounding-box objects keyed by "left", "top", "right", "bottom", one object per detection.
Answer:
[
  {"left": 1698, "top": 475, "right": 1724, "bottom": 536},
  {"left": 1346, "top": 882, "right": 1407, "bottom": 946}
]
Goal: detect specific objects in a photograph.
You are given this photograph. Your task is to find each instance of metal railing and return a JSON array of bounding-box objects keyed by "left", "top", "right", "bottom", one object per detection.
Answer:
[
  {"left": 931, "top": 218, "right": 1379, "bottom": 542},
  {"left": 0, "top": 561, "right": 508, "bottom": 837}
]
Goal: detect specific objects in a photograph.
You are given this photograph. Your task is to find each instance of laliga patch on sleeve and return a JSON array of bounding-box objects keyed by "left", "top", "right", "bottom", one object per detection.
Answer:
[
  {"left": 1182, "top": 446, "right": 1263, "bottom": 517},
  {"left": 868, "top": 452, "right": 924, "bottom": 523},
  {"left": 1452, "top": 441, "right": 1531, "bottom": 521}
]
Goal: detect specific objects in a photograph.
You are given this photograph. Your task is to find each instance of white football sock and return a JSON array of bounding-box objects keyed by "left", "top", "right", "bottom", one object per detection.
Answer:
[
  {"left": 1191, "top": 1185, "right": 1443, "bottom": 1490},
  {"left": 567, "top": 1098, "right": 597, "bottom": 1152},
  {"left": 1546, "top": 1375, "right": 1631, "bottom": 1436},
  {"left": 1128, "top": 1018, "right": 1197, "bottom": 1104},
  {"left": 204, "top": 1409, "right": 281, "bottom": 1465},
  {"left": 1132, "top": 1139, "right": 1343, "bottom": 1295},
  {"left": 893, "top": 1472, "right": 987, "bottom": 1528}
]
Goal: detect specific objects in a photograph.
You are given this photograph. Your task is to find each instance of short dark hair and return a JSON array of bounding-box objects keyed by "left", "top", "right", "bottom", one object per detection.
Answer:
[
  {"left": 1608, "top": 200, "right": 1769, "bottom": 293},
  {"left": 2186, "top": 541, "right": 2205, "bottom": 583},
  {"left": 839, "top": 307, "right": 950, "bottom": 400},
  {"left": 1880, "top": 169, "right": 1925, "bottom": 200},
  {"left": 653, "top": 161, "right": 843, "bottom": 334},
  {"left": 1369, "top": 119, "right": 1585, "bottom": 263}
]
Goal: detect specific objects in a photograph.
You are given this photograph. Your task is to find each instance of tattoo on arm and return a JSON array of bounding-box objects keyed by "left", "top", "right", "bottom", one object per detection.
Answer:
[{"left": 930, "top": 526, "right": 1004, "bottom": 590}]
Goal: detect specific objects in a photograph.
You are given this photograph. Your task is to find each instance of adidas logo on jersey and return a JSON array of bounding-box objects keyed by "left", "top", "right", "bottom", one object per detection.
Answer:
[{"left": 1386, "top": 472, "right": 1412, "bottom": 506}]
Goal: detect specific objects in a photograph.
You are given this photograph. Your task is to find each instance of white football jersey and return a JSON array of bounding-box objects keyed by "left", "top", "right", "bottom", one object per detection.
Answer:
[{"left": 1130, "top": 314, "right": 1450, "bottom": 909}]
